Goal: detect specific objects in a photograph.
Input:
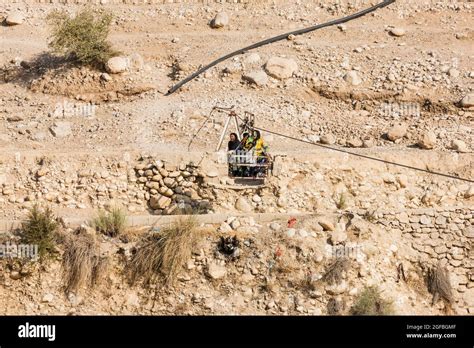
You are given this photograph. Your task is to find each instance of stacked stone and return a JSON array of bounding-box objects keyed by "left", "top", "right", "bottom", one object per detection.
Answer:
[
  {"left": 134, "top": 160, "right": 211, "bottom": 215},
  {"left": 371, "top": 207, "right": 473, "bottom": 295}
]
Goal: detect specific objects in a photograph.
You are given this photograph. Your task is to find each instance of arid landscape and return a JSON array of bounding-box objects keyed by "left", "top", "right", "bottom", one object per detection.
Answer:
[{"left": 0, "top": 0, "right": 472, "bottom": 316}]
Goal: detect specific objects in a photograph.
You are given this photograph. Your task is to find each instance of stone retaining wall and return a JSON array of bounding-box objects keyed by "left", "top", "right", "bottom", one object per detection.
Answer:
[{"left": 369, "top": 206, "right": 473, "bottom": 312}]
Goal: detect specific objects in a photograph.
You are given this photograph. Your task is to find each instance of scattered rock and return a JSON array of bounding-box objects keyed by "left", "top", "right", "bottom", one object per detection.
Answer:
[
  {"left": 244, "top": 53, "right": 261, "bottom": 65},
  {"left": 235, "top": 197, "right": 252, "bottom": 213},
  {"left": 451, "top": 139, "right": 469, "bottom": 153},
  {"left": 343, "top": 71, "right": 362, "bottom": 86},
  {"left": 211, "top": 12, "right": 229, "bottom": 28},
  {"left": 347, "top": 138, "right": 363, "bottom": 148},
  {"left": 387, "top": 123, "right": 407, "bottom": 141},
  {"left": 320, "top": 134, "right": 336, "bottom": 145},
  {"left": 149, "top": 195, "right": 172, "bottom": 210},
  {"left": 5, "top": 12, "right": 24, "bottom": 26},
  {"left": 265, "top": 57, "right": 298, "bottom": 80},
  {"left": 42, "top": 293, "right": 54, "bottom": 303},
  {"left": 418, "top": 131, "right": 436, "bottom": 149},
  {"left": 389, "top": 27, "right": 406, "bottom": 37},
  {"left": 206, "top": 263, "right": 227, "bottom": 279},
  {"left": 243, "top": 70, "right": 268, "bottom": 86},
  {"left": 460, "top": 94, "right": 474, "bottom": 108},
  {"left": 448, "top": 68, "right": 460, "bottom": 78},
  {"left": 49, "top": 122, "right": 72, "bottom": 138},
  {"left": 318, "top": 218, "right": 335, "bottom": 231},
  {"left": 106, "top": 57, "right": 128, "bottom": 74}
]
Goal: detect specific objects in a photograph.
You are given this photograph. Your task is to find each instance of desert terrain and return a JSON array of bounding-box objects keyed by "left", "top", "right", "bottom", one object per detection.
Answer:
[{"left": 0, "top": 0, "right": 472, "bottom": 316}]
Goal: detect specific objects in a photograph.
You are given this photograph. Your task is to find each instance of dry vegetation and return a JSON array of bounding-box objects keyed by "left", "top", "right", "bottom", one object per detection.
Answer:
[
  {"left": 91, "top": 207, "right": 127, "bottom": 237},
  {"left": 46, "top": 8, "right": 119, "bottom": 67},
  {"left": 61, "top": 227, "right": 109, "bottom": 294},
  {"left": 19, "top": 205, "right": 59, "bottom": 262},
  {"left": 427, "top": 264, "right": 454, "bottom": 306},
  {"left": 350, "top": 286, "right": 394, "bottom": 316},
  {"left": 127, "top": 217, "right": 202, "bottom": 286},
  {"left": 322, "top": 257, "right": 350, "bottom": 285}
]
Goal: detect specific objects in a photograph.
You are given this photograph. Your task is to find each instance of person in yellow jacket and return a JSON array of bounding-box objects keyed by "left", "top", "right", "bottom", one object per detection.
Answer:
[
  {"left": 252, "top": 130, "right": 271, "bottom": 177},
  {"left": 254, "top": 130, "right": 267, "bottom": 157}
]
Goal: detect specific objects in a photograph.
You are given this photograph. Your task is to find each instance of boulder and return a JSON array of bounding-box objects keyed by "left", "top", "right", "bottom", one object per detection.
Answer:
[
  {"left": 320, "top": 133, "right": 336, "bottom": 145},
  {"left": 389, "top": 27, "right": 406, "bottom": 37},
  {"left": 343, "top": 70, "right": 362, "bottom": 86},
  {"left": 235, "top": 197, "right": 252, "bottom": 213},
  {"left": 318, "top": 218, "right": 335, "bottom": 231},
  {"left": 206, "top": 263, "right": 227, "bottom": 279},
  {"left": 244, "top": 53, "right": 261, "bottom": 65},
  {"left": 149, "top": 195, "right": 171, "bottom": 210},
  {"left": 347, "top": 138, "right": 363, "bottom": 148},
  {"left": 105, "top": 57, "right": 128, "bottom": 74},
  {"left": 211, "top": 12, "right": 229, "bottom": 28},
  {"left": 460, "top": 94, "right": 474, "bottom": 108},
  {"left": 49, "top": 122, "right": 72, "bottom": 138},
  {"left": 265, "top": 57, "right": 298, "bottom": 80},
  {"left": 387, "top": 123, "right": 407, "bottom": 141},
  {"left": 243, "top": 70, "right": 268, "bottom": 86},
  {"left": 5, "top": 12, "right": 24, "bottom": 26},
  {"left": 418, "top": 131, "right": 436, "bottom": 149},
  {"left": 451, "top": 139, "right": 469, "bottom": 153}
]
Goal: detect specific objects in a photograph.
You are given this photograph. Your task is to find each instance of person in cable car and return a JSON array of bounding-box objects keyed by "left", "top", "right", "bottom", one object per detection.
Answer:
[
  {"left": 228, "top": 132, "right": 240, "bottom": 151},
  {"left": 227, "top": 133, "right": 240, "bottom": 176},
  {"left": 252, "top": 130, "right": 270, "bottom": 177}
]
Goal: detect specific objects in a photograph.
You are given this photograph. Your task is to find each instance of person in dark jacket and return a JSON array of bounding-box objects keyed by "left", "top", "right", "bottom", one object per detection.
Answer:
[{"left": 228, "top": 133, "right": 240, "bottom": 151}]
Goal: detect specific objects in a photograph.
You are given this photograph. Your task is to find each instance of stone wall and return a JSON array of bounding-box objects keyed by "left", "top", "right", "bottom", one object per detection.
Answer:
[
  {"left": 0, "top": 155, "right": 212, "bottom": 220},
  {"left": 369, "top": 206, "right": 473, "bottom": 313}
]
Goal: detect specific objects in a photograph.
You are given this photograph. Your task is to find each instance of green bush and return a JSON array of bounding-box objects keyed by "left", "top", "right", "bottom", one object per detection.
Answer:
[
  {"left": 350, "top": 286, "right": 394, "bottom": 315},
  {"left": 20, "top": 205, "right": 58, "bottom": 262},
  {"left": 92, "top": 207, "right": 127, "bottom": 237},
  {"left": 46, "top": 8, "right": 119, "bottom": 67}
]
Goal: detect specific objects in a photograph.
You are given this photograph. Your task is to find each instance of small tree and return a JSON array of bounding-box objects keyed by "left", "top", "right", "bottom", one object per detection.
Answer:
[
  {"left": 20, "top": 205, "right": 58, "bottom": 262},
  {"left": 46, "top": 8, "right": 119, "bottom": 67}
]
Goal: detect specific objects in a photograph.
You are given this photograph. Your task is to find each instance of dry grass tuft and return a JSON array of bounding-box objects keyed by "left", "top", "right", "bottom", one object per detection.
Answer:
[
  {"left": 127, "top": 217, "right": 201, "bottom": 286},
  {"left": 322, "top": 257, "right": 350, "bottom": 285},
  {"left": 62, "top": 227, "right": 109, "bottom": 294},
  {"left": 92, "top": 207, "right": 127, "bottom": 237},
  {"left": 427, "top": 264, "right": 454, "bottom": 306},
  {"left": 350, "top": 286, "right": 394, "bottom": 315}
]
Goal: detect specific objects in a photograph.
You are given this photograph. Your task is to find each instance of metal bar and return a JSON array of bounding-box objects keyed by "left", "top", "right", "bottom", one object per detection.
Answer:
[{"left": 216, "top": 115, "right": 231, "bottom": 151}]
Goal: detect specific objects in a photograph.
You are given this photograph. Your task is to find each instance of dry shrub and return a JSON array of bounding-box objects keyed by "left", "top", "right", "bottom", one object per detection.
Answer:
[
  {"left": 327, "top": 297, "right": 345, "bottom": 315},
  {"left": 119, "top": 226, "right": 149, "bottom": 244},
  {"left": 46, "top": 8, "right": 119, "bottom": 67},
  {"left": 92, "top": 207, "right": 126, "bottom": 237},
  {"left": 62, "top": 227, "right": 109, "bottom": 294},
  {"left": 19, "top": 205, "right": 59, "bottom": 262},
  {"left": 127, "top": 217, "right": 201, "bottom": 286},
  {"left": 350, "top": 286, "right": 394, "bottom": 315},
  {"left": 322, "top": 257, "right": 350, "bottom": 285},
  {"left": 427, "top": 264, "right": 454, "bottom": 306}
]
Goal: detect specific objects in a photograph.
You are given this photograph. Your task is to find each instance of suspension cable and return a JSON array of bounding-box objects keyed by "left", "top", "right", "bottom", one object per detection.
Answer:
[
  {"left": 237, "top": 116, "right": 473, "bottom": 183},
  {"left": 166, "top": 0, "right": 396, "bottom": 95}
]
